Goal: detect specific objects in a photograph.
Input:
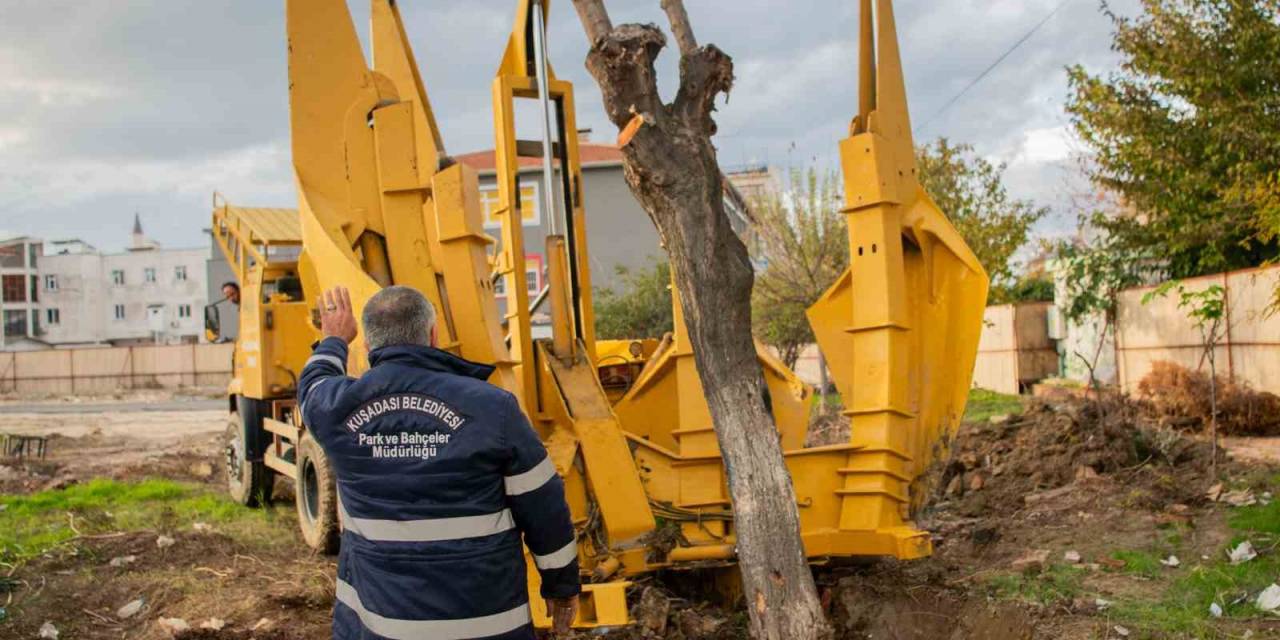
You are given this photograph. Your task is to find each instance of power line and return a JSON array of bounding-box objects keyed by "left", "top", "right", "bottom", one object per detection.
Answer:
[{"left": 917, "top": 0, "right": 1075, "bottom": 134}]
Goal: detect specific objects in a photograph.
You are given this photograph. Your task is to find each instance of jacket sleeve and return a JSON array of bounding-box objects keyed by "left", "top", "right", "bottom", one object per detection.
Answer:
[
  {"left": 501, "top": 396, "right": 581, "bottom": 600},
  {"left": 297, "top": 337, "right": 356, "bottom": 444}
]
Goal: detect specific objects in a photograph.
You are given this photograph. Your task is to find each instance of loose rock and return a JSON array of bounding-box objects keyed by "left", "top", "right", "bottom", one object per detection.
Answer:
[
  {"left": 157, "top": 618, "right": 190, "bottom": 635},
  {"left": 109, "top": 555, "right": 138, "bottom": 567},
  {"left": 200, "top": 618, "right": 227, "bottom": 631},
  {"left": 1011, "top": 549, "right": 1050, "bottom": 573}
]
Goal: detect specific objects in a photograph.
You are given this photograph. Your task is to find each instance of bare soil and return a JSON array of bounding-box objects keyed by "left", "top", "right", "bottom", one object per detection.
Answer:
[
  {"left": 2, "top": 396, "right": 1278, "bottom": 639},
  {"left": 0, "top": 405, "right": 226, "bottom": 494}
]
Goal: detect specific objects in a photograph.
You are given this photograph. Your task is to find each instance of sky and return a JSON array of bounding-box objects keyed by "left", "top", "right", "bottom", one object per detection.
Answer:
[{"left": 0, "top": 0, "right": 1138, "bottom": 253}]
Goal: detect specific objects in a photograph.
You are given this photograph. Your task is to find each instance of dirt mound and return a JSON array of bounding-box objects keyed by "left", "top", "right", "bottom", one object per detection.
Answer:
[
  {"left": 1137, "top": 361, "right": 1280, "bottom": 436},
  {"left": 931, "top": 394, "right": 1213, "bottom": 518}
]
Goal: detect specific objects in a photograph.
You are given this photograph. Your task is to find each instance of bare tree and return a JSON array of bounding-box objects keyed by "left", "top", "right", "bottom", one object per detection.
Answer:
[{"left": 569, "top": 2, "right": 830, "bottom": 638}]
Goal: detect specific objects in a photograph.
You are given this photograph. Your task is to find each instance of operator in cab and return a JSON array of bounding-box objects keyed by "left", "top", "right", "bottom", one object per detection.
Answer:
[
  {"left": 298, "top": 285, "right": 580, "bottom": 640},
  {"left": 213, "top": 282, "right": 241, "bottom": 342}
]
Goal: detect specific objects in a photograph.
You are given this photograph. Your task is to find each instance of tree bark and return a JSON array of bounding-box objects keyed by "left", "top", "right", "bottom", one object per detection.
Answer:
[{"left": 570, "top": 2, "right": 831, "bottom": 639}]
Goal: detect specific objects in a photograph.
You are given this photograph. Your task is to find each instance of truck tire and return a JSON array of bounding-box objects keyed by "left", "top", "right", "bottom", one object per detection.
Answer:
[
  {"left": 295, "top": 433, "right": 339, "bottom": 554},
  {"left": 225, "top": 399, "right": 270, "bottom": 507}
]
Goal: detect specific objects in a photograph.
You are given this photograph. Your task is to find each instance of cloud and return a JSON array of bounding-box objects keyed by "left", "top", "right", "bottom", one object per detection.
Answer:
[{"left": 0, "top": 0, "right": 1140, "bottom": 251}]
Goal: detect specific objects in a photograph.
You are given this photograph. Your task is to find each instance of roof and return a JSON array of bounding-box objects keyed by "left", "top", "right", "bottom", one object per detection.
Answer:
[
  {"left": 222, "top": 206, "right": 301, "bottom": 244},
  {"left": 454, "top": 143, "right": 624, "bottom": 173}
]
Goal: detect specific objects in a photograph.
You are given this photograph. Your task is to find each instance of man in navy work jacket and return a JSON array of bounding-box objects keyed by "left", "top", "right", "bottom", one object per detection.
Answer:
[{"left": 299, "top": 285, "right": 580, "bottom": 639}]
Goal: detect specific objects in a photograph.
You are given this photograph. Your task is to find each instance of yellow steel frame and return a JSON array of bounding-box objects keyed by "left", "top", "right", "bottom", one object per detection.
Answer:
[
  {"left": 806, "top": 0, "right": 990, "bottom": 554},
  {"left": 210, "top": 200, "right": 313, "bottom": 400},
  {"left": 259, "top": 0, "right": 988, "bottom": 629}
]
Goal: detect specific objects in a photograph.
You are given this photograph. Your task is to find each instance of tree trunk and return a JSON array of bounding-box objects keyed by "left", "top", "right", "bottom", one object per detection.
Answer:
[{"left": 569, "top": 3, "right": 830, "bottom": 639}]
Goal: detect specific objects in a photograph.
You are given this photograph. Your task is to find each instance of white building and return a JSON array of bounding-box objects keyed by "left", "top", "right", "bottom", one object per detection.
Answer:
[{"left": 38, "top": 217, "right": 209, "bottom": 347}]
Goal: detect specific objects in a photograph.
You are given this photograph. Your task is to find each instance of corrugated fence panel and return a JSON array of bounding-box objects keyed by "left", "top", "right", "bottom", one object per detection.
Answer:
[
  {"left": 978, "top": 306, "right": 1016, "bottom": 353},
  {"left": 13, "top": 350, "right": 73, "bottom": 395},
  {"left": 974, "top": 303, "right": 1056, "bottom": 393},
  {"left": 1225, "top": 267, "right": 1280, "bottom": 395},
  {"left": 972, "top": 352, "right": 1019, "bottom": 395},
  {"left": 71, "top": 347, "right": 136, "bottom": 394},
  {"left": 1116, "top": 265, "right": 1280, "bottom": 396},
  {"left": 0, "top": 344, "right": 234, "bottom": 394}
]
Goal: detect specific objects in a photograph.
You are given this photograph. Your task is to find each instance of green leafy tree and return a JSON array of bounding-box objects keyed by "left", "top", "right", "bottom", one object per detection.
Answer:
[
  {"left": 916, "top": 138, "right": 1048, "bottom": 300},
  {"left": 1000, "top": 275, "right": 1055, "bottom": 304},
  {"left": 750, "top": 169, "right": 848, "bottom": 369},
  {"left": 1056, "top": 239, "right": 1157, "bottom": 389},
  {"left": 593, "top": 260, "right": 674, "bottom": 340},
  {"left": 1066, "top": 0, "right": 1280, "bottom": 278}
]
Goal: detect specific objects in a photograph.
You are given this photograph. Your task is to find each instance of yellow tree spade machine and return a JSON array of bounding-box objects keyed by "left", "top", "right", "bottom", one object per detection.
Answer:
[{"left": 208, "top": 0, "right": 987, "bottom": 629}]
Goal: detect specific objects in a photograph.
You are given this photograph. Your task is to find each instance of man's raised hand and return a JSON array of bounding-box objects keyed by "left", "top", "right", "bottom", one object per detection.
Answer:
[
  {"left": 547, "top": 595, "right": 579, "bottom": 636},
  {"left": 319, "top": 287, "right": 358, "bottom": 344}
]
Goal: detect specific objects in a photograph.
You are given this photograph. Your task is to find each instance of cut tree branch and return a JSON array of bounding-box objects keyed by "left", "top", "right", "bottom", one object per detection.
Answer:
[
  {"left": 659, "top": 0, "right": 698, "bottom": 56},
  {"left": 570, "top": 0, "right": 613, "bottom": 43}
]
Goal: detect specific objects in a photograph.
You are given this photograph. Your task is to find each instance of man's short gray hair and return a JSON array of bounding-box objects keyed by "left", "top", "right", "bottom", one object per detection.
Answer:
[{"left": 362, "top": 286, "right": 437, "bottom": 351}]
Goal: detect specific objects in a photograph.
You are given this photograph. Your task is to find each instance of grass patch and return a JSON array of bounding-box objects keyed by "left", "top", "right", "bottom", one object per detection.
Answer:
[
  {"left": 1228, "top": 498, "right": 1280, "bottom": 536},
  {"left": 810, "top": 392, "right": 843, "bottom": 412},
  {"left": 0, "top": 478, "right": 297, "bottom": 564},
  {"left": 1109, "top": 493, "right": 1280, "bottom": 637},
  {"left": 1111, "top": 549, "right": 1165, "bottom": 578},
  {"left": 984, "top": 564, "right": 1086, "bottom": 606},
  {"left": 963, "top": 388, "right": 1024, "bottom": 423}
]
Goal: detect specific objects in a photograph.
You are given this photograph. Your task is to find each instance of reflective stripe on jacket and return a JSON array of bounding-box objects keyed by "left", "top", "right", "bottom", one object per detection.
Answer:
[{"left": 298, "top": 337, "right": 580, "bottom": 640}]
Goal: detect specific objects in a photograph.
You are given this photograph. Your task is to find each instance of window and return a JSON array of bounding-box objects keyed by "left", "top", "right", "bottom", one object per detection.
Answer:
[
  {"left": 2, "top": 275, "right": 26, "bottom": 303},
  {"left": 29, "top": 276, "right": 37, "bottom": 303},
  {"left": 3, "top": 310, "right": 26, "bottom": 337},
  {"left": 526, "top": 267, "right": 540, "bottom": 294},
  {"left": 174, "top": 265, "right": 187, "bottom": 281},
  {"left": 111, "top": 270, "right": 125, "bottom": 286},
  {"left": 46, "top": 308, "right": 60, "bottom": 325},
  {"left": 144, "top": 268, "right": 157, "bottom": 283},
  {"left": 178, "top": 304, "right": 191, "bottom": 318},
  {"left": 114, "top": 304, "right": 126, "bottom": 321},
  {"left": 478, "top": 183, "right": 541, "bottom": 229},
  {"left": 0, "top": 244, "right": 24, "bottom": 269},
  {"left": 44, "top": 275, "right": 57, "bottom": 291}
]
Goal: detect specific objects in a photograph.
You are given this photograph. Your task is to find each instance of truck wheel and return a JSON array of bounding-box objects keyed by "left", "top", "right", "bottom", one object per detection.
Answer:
[
  {"left": 295, "top": 433, "right": 339, "bottom": 553},
  {"left": 224, "top": 410, "right": 269, "bottom": 507}
]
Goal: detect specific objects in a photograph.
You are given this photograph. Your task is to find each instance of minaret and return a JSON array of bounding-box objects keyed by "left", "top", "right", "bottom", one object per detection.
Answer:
[{"left": 130, "top": 213, "right": 158, "bottom": 251}]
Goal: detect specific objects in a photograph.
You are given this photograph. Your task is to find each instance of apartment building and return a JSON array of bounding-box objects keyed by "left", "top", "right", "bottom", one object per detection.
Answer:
[
  {"left": 0, "top": 236, "right": 45, "bottom": 349},
  {"left": 37, "top": 217, "right": 209, "bottom": 347}
]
